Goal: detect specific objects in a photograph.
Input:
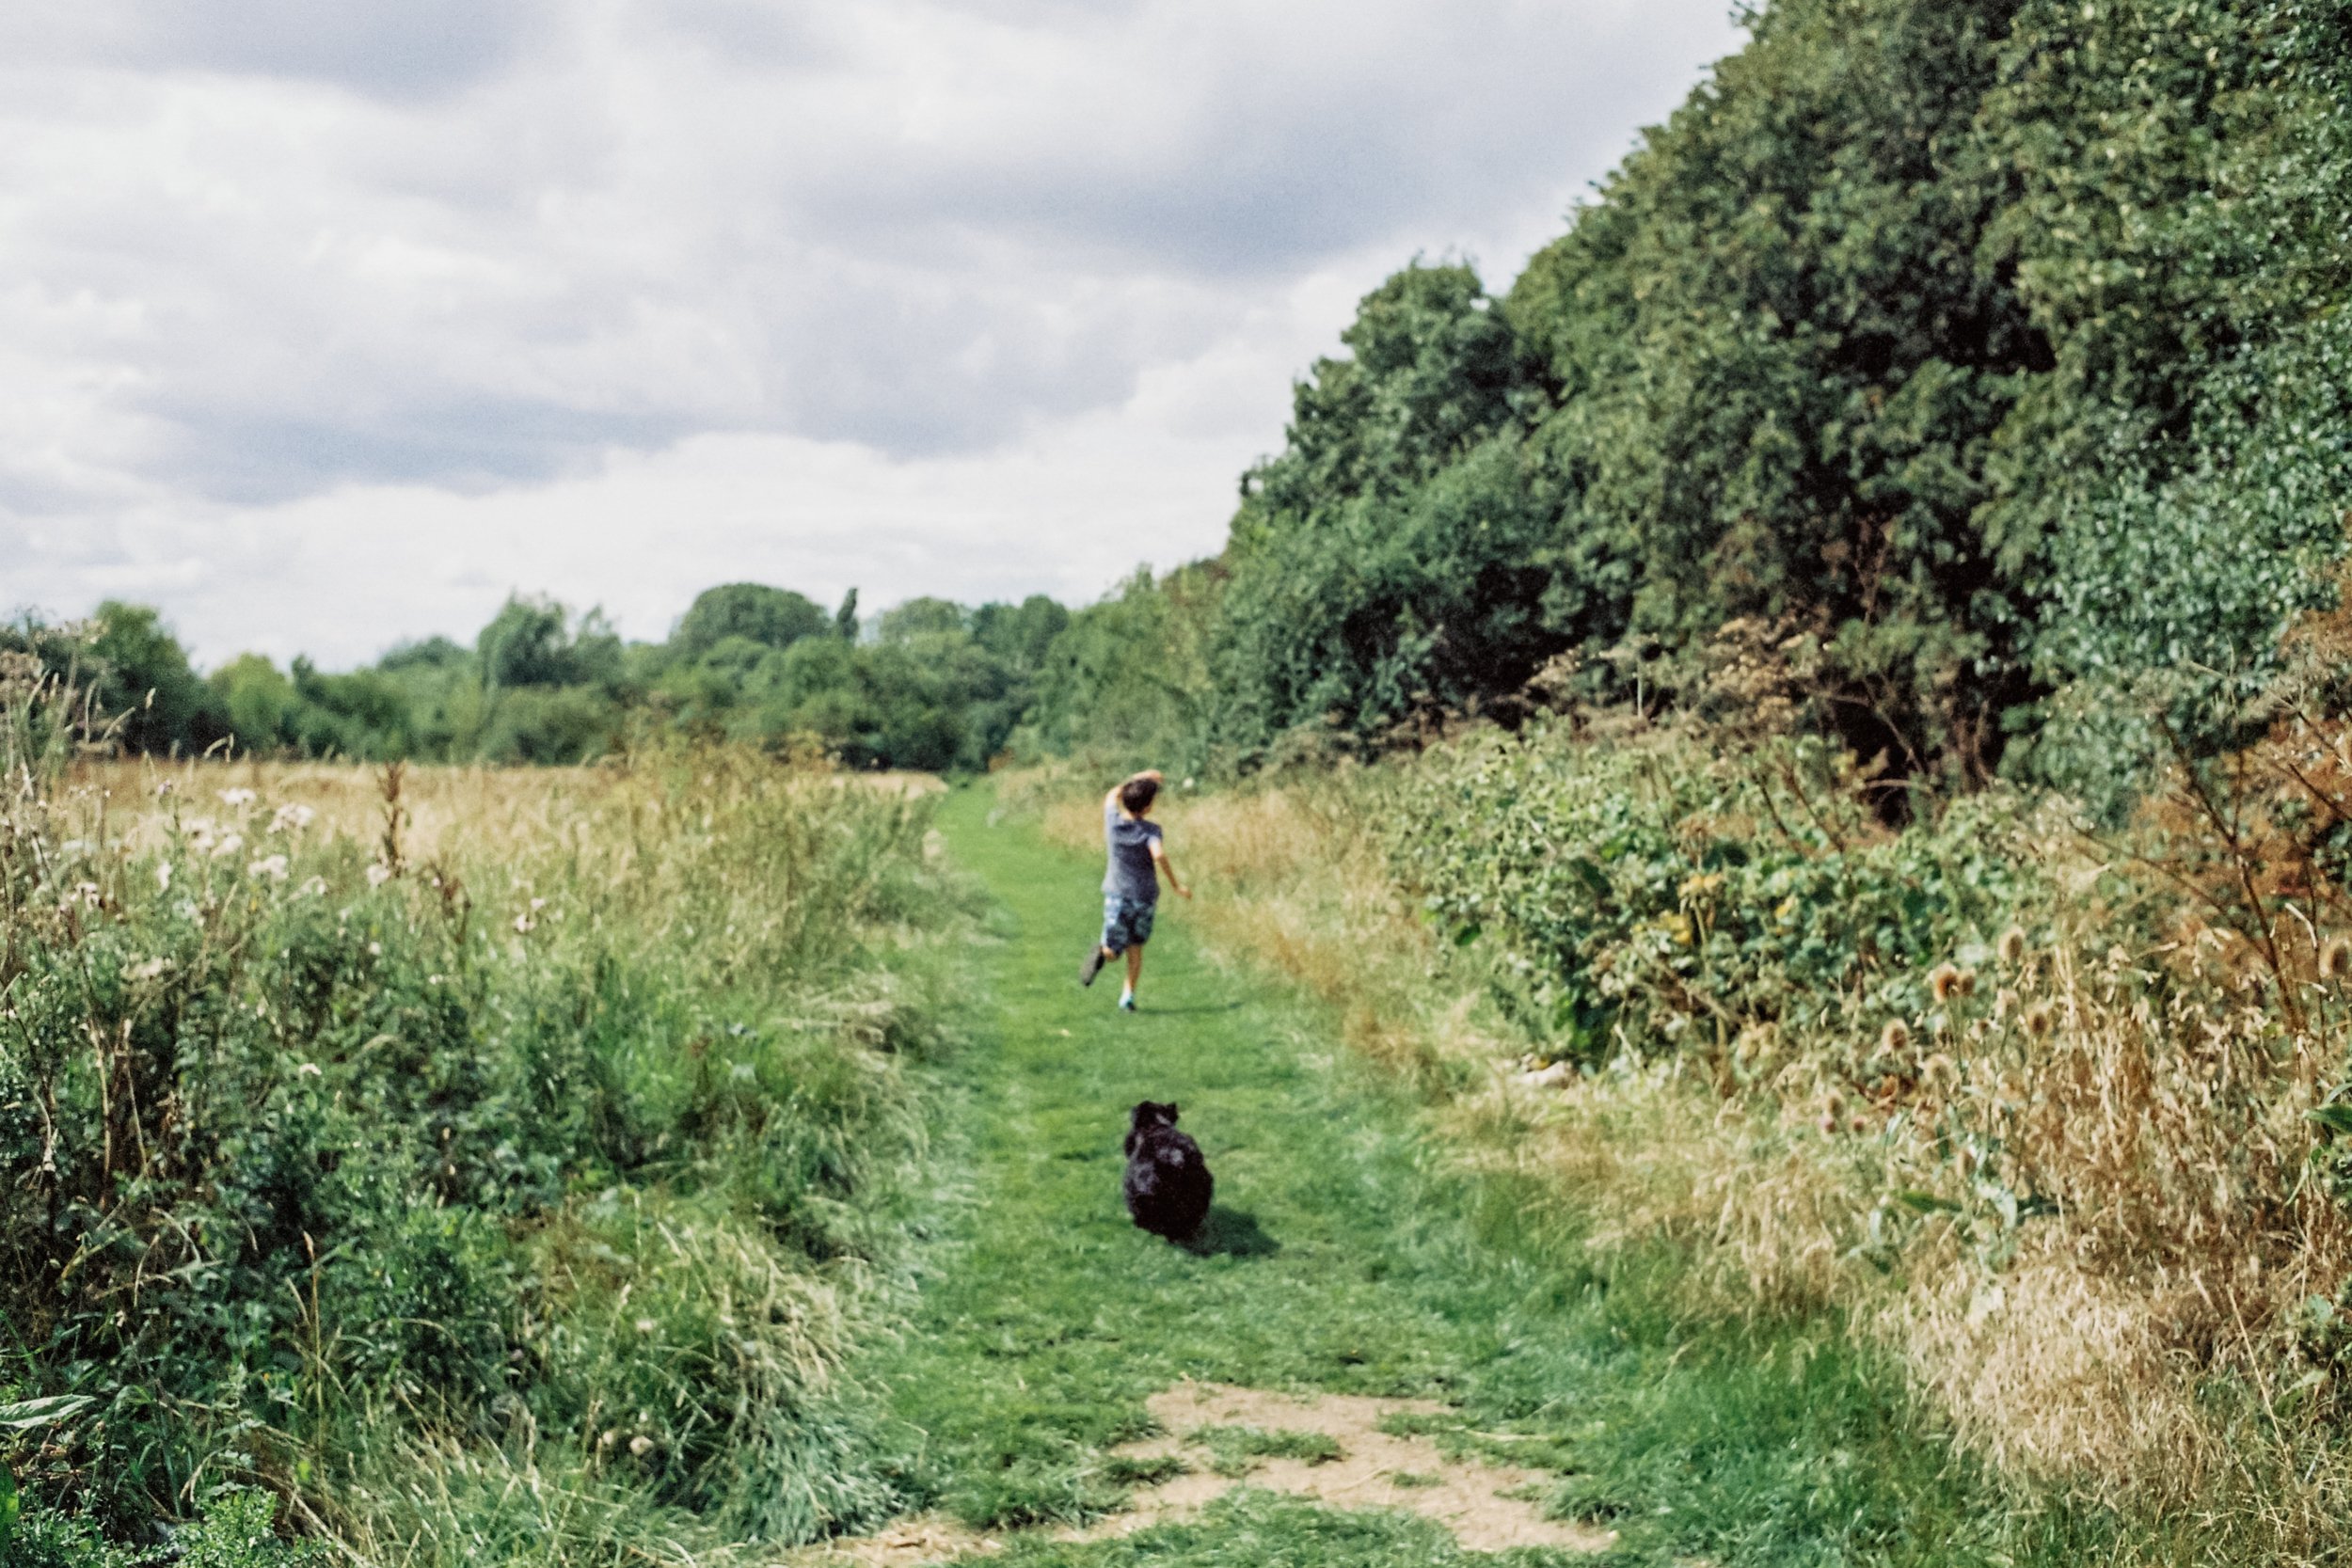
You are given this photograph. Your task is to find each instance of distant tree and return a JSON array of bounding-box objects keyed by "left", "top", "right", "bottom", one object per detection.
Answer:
[
  {"left": 834, "top": 589, "right": 860, "bottom": 642},
  {"left": 475, "top": 595, "right": 622, "bottom": 692},
  {"left": 290, "top": 658, "right": 414, "bottom": 757},
  {"left": 672, "top": 583, "right": 830, "bottom": 661},
  {"left": 972, "top": 594, "right": 1071, "bottom": 672},
  {"left": 211, "top": 654, "right": 295, "bottom": 753},
  {"left": 88, "top": 601, "right": 218, "bottom": 755},
  {"left": 378, "top": 636, "right": 468, "bottom": 672},
  {"left": 474, "top": 687, "right": 621, "bottom": 764},
  {"left": 1025, "top": 566, "right": 1217, "bottom": 770},
  {"left": 877, "top": 597, "right": 967, "bottom": 643}
]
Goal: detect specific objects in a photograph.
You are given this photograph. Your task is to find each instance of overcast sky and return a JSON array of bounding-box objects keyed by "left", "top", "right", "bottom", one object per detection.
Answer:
[{"left": 1, "top": 0, "right": 1740, "bottom": 668}]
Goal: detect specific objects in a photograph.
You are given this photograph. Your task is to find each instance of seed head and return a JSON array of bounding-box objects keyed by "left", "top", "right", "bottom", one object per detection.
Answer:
[
  {"left": 1930, "top": 964, "right": 1977, "bottom": 1003},
  {"left": 1921, "top": 1052, "right": 1957, "bottom": 1087},
  {"left": 2023, "top": 1001, "right": 2056, "bottom": 1038},
  {"left": 1997, "top": 927, "right": 2028, "bottom": 967},
  {"left": 2322, "top": 936, "right": 2352, "bottom": 982},
  {"left": 1880, "top": 1019, "right": 1912, "bottom": 1056}
]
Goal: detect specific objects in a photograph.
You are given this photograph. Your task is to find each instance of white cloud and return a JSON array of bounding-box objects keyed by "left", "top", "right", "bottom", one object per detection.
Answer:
[{"left": 0, "top": 0, "right": 1741, "bottom": 665}]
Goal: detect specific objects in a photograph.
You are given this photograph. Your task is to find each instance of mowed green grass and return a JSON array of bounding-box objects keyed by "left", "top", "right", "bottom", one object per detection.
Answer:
[{"left": 878, "top": 784, "right": 2126, "bottom": 1566}]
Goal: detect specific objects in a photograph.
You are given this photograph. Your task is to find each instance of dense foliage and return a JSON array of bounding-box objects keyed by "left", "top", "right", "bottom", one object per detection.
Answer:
[
  {"left": 1394, "top": 721, "right": 2044, "bottom": 1064},
  {"left": 1056, "top": 0, "right": 2352, "bottom": 789},
  {"left": 0, "top": 669, "right": 977, "bottom": 1560}
]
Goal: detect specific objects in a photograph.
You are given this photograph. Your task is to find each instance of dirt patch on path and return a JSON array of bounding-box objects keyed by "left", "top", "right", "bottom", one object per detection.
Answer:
[
  {"left": 1077, "top": 1381, "right": 1613, "bottom": 1554},
  {"left": 795, "top": 1382, "right": 1613, "bottom": 1564}
]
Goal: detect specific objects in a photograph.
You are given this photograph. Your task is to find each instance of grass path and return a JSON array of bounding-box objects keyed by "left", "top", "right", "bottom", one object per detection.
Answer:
[{"left": 866, "top": 785, "right": 2111, "bottom": 1566}]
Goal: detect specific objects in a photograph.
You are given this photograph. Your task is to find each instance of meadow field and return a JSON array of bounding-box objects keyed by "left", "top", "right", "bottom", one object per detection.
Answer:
[
  {"left": 17, "top": 702, "right": 2352, "bottom": 1563},
  {"left": 2, "top": 724, "right": 978, "bottom": 1565}
]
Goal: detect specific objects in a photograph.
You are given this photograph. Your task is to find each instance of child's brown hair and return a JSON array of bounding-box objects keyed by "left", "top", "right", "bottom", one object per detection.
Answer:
[{"left": 1120, "top": 776, "right": 1160, "bottom": 815}]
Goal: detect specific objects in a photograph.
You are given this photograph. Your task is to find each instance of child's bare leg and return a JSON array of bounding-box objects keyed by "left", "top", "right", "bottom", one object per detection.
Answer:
[{"left": 1123, "top": 944, "right": 1144, "bottom": 998}]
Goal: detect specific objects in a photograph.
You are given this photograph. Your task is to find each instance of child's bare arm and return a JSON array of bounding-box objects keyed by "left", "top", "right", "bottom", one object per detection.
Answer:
[{"left": 1150, "top": 838, "right": 1191, "bottom": 898}]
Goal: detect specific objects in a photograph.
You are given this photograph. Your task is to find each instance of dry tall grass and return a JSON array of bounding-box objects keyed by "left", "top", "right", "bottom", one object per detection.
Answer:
[{"left": 1029, "top": 762, "right": 2352, "bottom": 1561}]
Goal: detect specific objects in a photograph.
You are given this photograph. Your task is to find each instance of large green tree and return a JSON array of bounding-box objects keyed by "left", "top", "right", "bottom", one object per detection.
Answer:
[{"left": 672, "top": 583, "right": 831, "bottom": 661}]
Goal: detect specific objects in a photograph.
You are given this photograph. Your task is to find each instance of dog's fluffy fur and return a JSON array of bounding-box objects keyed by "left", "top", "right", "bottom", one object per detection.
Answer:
[{"left": 1122, "top": 1101, "right": 1212, "bottom": 1241}]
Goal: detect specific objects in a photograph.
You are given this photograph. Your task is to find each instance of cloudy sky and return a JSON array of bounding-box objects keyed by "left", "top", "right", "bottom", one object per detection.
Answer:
[{"left": 1, "top": 0, "right": 1740, "bottom": 668}]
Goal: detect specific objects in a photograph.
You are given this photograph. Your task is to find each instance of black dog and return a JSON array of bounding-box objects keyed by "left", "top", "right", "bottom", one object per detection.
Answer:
[{"left": 1122, "top": 1101, "right": 1213, "bottom": 1242}]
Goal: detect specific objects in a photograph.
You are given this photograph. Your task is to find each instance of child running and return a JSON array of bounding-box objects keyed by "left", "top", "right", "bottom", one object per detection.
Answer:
[{"left": 1080, "top": 769, "right": 1191, "bottom": 1010}]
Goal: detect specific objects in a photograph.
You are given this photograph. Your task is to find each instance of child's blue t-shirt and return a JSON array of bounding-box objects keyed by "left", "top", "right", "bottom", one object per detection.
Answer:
[{"left": 1103, "top": 796, "right": 1162, "bottom": 903}]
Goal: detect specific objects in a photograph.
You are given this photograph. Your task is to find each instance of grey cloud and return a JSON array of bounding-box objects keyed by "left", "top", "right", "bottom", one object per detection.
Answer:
[
  {"left": 0, "top": 0, "right": 1740, "bottom": 539},
  {"left": 149, "top": 403, "right": 695, "bottom": 505},
  {"left": 114, "top": 1, "right": 558, "bottom": 99}
]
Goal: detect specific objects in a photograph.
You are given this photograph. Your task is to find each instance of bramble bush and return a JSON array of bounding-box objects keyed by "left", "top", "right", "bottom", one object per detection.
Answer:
[{"left": 1392, "top": 719, "right": 2050, "bottom": 1066}]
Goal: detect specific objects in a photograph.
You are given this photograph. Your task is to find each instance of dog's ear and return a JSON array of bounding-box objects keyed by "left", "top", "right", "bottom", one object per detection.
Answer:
[{"left": 1166, "top": 1102, "right": 1179, "bottom": 1121}]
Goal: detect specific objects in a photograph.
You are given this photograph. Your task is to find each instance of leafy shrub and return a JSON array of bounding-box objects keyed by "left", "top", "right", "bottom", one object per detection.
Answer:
[{"left": 1392, "top": 721, "right": 2047, "bottom": 1064}]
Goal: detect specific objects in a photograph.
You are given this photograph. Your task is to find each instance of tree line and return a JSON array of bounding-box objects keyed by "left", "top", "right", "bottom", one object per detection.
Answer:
[
  {"left": 11, "top": 586, "right": 1071, "bottom": 774},
  {"left": 1042, "top": 0, "right": 2352, "bottom": 800}
]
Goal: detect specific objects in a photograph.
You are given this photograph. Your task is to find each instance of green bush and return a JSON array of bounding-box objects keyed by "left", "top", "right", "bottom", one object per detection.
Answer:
[{"left": 1391, "top": 721, "right": 2048, "bottom": 1063}]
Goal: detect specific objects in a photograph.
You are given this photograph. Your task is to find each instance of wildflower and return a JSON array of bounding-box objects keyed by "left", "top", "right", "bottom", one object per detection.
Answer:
[
  {"left": 1880, "top": 1019, "right": 1912, "bottom": 1056},
  {"left": 628, "top": 1434, "right": 654, "bottom": 1457},
  {"left": 125, "top": 957, "right": 170, "bottom": 982},
  {"left": 367, "top": 942, "right": 383, "bottom": 957},
  {"left": 218, "top": 787, "right": 256, "bottom": 808},
  {"left": 210, "top": 832, "right": 243, "bottom": 860},
  {"left": 2322, "top": 936, "right": 2352, "bottom": 983},
  {"left": 1997, "top": 927, "right": 2028, "bottom": 966},
  {"left": 299, "top": 875, "right": 327, "bottom": 897},
  {"left": 366, "top": 863, "right": 394, "bottom": 887},
  {"left": 1930, "top": 963, "right": 1963, "bottom": 1003},
  {"left": 247, "top": 854, "right": 289, "bottom": 881},
  {"left": 598, "top": 1429, "right": 618, "bottom": 1450},
  {"left": 2023, "top": 1001, "right": 2055, "bottom": 1038},
  {"left": 514, "top": 912, "right": 535, "bottom": 934},
  {"left": 269, "top": 802, "right": 315, "bottom": 833},
  {"left": 634, "top": 1317, "right": 658, "bottom": 1335},
  {"left": 155, "top": 861, "right": 172, "bottom": 892},
  {"left": 296, "top": 1062, "right": 322, "bottom": 1078}
]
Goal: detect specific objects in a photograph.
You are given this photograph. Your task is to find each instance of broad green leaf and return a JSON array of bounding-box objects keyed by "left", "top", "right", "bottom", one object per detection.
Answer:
[{"left": 0, "top": 1394, "right": 93, "bottom": 1431}]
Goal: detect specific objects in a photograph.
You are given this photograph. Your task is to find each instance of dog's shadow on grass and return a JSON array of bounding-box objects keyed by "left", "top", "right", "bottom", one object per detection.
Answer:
[
  {"left": 1184, "top": 1205, "right": 1280, "bottom": 1259},
  {"left": 1140, "top": 1000, "right": 1245, "bottom": 1017}
]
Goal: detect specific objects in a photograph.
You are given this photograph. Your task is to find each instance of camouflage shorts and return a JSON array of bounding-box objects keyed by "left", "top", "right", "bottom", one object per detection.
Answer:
[{"left": 1101, "top": 895, "right": 1157, "bottom": 954}]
